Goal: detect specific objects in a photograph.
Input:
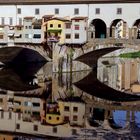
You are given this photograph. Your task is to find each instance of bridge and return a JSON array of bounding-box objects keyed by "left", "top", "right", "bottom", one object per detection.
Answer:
[{"left": 0, "top": 45, "right": 51, "bottom": 65}]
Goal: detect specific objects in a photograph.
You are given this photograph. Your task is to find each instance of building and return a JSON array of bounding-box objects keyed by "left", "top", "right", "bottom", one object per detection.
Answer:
[
  {"left": 0, "top": 0, "right": 138, "bottom": 40},
  {"left": 65, "top": 16, "right": 88, "bottom": 45}
]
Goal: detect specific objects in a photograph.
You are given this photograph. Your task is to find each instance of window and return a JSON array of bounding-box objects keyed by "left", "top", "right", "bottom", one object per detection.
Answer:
[
  {"left": 1, "top": 17, "right": 5, "bottom": 25},
  {"left": 34, "top": 125, "right": 38, "bottom": 131},
  {"left": 75, "top": 33, "right": 79, "bottom": 39},
  {"left": 49, "top": 116, "right": 51, "bottom": 120},
  {"left": 117, "top": 8, "right": 122, "bottom": 14},
  {"left": 73, "top": 107, "right": 78, "bottom": 112},
  {"left": 35, "top": 8, "right": 40, "bottom": 15},
  {"left": 9, "top": 17, "right": 13, "bottom": 25},
  {"left": 0, "top": 98, "right": 3, "bottom": 103},
  {"left": 95, "top": 8, "right": 100, "bottom": 14},
  {"left": 74, "top": 8, "right": 79, "bottom": 15},
  {"left": 64, "top": 106, "right": 69, "bottom": 111},
  {"left": 65, "top": 34, "right": 71, "bottom": 39},
  {"left": 19, "top": 18, "right": 22, "bottom": 25},
  {"left": 33, "top": 34, "right": 41, "bottom": 38},
  {"left": 33, "top": 25, "right": 41, "bottom": 29},
  {"left": 55, "top": 8, "right": 59, "bottom": 14},
  {"left": 29, "top": 26, "right": 32, "bottom": 29},
  {"left": 25, "top": 34, "right": 29, "bottom": 38},
  {"left": 66, "top": 23, "right": 71, "bottom": 29},
  {"left": 72, "top": 129, "right": 77, "bottom": 135},
  {"left": 18, "top": 113, "right": 21, "bottom": 120},
  {"left": 16, "top": 124, "right": 20, "bottom": 129},
  {"left": 0, "top": 35, "right": 3, "bottom": 39},
  {"left": 17, "top": 8, "right": 21, "bottom": 14},
  {"left": 50, "top": 24, "right": 53, "bottom": 28},
  {"left": 58, "top": 24, "right": 61, "bottom": 28},
  {"left": 75, "top": 25, "right": 79, "bottom": 30},
  {"left": 73, "top": 115, "right": 78, "bottom": 121},
  {"left": 53, "top": 127, "right": 57, "bottom": 133},
  {"left": 56, "top": 117, "right": 59, "bottom": 120}
]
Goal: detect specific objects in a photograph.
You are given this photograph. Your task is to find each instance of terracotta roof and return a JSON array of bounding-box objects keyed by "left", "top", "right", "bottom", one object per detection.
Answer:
[
  {"left": 71, "top": 16, "right": 88, "bottom": 20},
  {"left": 47, "top": 17, "right": 70, "bottom": 22},
  {"left": 32, "top": 19, "right": 42, "bottom": 25},
  {"left": 0, "top": 0, "right": 138, "bottom": 5},
  {"left": 24, "top": 16, "right": 35, "bottom": 20},
  {"left": 15, "top": 25, "right": 24, "bottom": 27},
  {"left": 42, "top": 15, "right": 54, "bottom": 18}
]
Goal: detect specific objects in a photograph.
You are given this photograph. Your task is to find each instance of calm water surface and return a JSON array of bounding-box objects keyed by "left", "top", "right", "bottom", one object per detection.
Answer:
[{"left": 0, "top": 57, "right": 140, "bottom": 140}]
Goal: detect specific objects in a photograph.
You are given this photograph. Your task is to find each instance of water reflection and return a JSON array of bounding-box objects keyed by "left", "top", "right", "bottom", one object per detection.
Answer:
[{"left": 1, "top": 61, "right": 140, "bottom": 139}]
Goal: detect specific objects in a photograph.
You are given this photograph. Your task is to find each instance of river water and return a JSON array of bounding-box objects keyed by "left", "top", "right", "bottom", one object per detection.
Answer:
[{"left": 0, "top": 56, "right": 140, "bottom": 140}]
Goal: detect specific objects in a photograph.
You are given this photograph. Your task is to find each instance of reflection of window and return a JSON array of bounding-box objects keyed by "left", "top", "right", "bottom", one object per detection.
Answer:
[
  {"left": 32, "top": 102, "right": 40, "bottom": 107},
  {"left": 9, "top": 112, "right": 12, "bottom": 119},
  {"left": 64, "top": 116, "right": 69, "bottom": 121},
  {"left": 53, "top": 127, "right": 57, "bottom": 133},
  {"left": 1, "top": 111, "right": 4, "bottom": 119},
  {"left": 117, "top": 8, "right": 122, "bottom": 14},
  {"left": 73, "top": 107, "right": 78, "bottom": 112},
  {"left": 72, "top": 129, "right": 77, "bottom": 135},
  {"left": 34, "top": 125, "right": 38, "bottom": 131},
  {"left": 64, "top": 106, "right": 69, "bottom": 111},
  {"left": 73, "top": 115, "right": 78, "bottom": 121}
]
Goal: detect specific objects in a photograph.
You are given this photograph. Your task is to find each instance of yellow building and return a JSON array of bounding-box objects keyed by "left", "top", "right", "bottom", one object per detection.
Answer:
[{"left": 45, "top": 17, "right": 71, "bottom": 44}]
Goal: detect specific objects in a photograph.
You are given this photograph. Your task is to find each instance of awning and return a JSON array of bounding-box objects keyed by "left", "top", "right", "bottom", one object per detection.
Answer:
[
  {"left": 8, "top": 33, "right": 14, "bottom": 37},
  {"left": 14, "top": 34, "right": 21, "bottom": 37}
]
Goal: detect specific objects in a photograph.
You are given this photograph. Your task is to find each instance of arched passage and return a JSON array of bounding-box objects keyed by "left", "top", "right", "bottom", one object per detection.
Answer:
[
  {"left": 110, "top": 19, "right": 128, "bottom": 39},
  {"left": 90, "top": 19, "right": 107, "bottom": 38},
  {"left": 132, "top": 19, "right": 140, "bottom": 39}
]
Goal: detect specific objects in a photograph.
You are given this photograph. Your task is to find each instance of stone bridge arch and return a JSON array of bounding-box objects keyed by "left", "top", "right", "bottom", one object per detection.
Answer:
[
  {"left": 110, "top": 19, "right": 128, "bottom": 39},
  {"left": 89, "top": 19, "right": 107, "bottom": 39},
  {"left": 131, "top": 19, "right": 140, "bottom": 39}
]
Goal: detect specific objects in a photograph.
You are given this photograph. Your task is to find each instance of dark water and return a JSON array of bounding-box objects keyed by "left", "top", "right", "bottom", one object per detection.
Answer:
[{"left": 0, "top": 59, "right": 140, "bottom": 140}]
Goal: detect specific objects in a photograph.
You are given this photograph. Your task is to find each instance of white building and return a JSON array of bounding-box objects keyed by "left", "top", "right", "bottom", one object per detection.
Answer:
[{"left": 0, "top": 1, "right": 139, "bottom": 39}]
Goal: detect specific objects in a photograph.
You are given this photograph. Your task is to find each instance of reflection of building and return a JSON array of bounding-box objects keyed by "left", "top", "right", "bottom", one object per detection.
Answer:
[
  {"left": 98, "top": 58, "right": 139, "bottom": 92},
  {"left": 58, "top": 97, "right": 86, "bottom": 126}
]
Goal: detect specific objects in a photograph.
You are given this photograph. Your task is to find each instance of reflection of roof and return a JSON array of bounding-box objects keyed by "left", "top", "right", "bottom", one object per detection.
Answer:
[
  {"left": 71, "top": 16, "right": 88, "bottom": 20},
  {"left": 58, "top": 96, "right": 85, "bottom": 103}
]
